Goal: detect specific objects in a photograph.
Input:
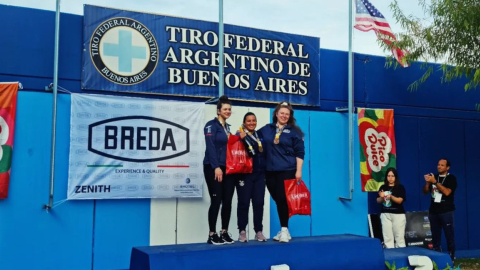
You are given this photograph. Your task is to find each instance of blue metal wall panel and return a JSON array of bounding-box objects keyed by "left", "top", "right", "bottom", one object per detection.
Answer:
[
  {"left": 0, "top": 5, "right": 82, "bottom": 81},
  {"left": 0, "top": 92, "right": 94, "bottom": 270},
  {"left": 362, "top": 54, "right": 480, "bottom": 112},
  {"left": 395, "top": 116, "right": 421, "bottom": 213},
  {"left": 464, "top": 121, "right": 480, "bottom": 249}
]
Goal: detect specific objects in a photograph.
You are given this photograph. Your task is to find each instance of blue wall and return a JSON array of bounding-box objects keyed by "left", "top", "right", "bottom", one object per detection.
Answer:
[
  {"left": 1, "top": 4, "right": 480, "bottom": 270},
  {"left": 0, "top": 92, "right": 150, "bottom": 270}
]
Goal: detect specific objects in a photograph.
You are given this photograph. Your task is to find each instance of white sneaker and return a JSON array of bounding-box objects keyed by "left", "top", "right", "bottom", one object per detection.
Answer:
[
  {"left": 279, "top": 231, "right": 290, "bottom": 243},
  {"left": 273, "top": 229, "right": 292, "bottom": 241}
]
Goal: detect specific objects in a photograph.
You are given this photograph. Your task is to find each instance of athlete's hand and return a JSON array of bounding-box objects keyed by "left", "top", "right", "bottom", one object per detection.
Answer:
[{"left": 215, "top": 167, "right": 223, "bottom": 182}]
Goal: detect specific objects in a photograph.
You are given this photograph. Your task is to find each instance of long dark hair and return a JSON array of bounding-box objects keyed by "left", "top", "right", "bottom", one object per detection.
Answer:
[
  {"left": 216, "top": 95, "right": 231, "bottom": 115},
  {"left": 272, "top": 101, "right": 303, "bottom": 136},
  {"left": 384, "top": 167, "right": 400, "bottom": 186}
]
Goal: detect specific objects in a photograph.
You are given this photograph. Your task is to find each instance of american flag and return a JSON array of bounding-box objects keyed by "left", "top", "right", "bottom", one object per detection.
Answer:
[{"left": 354, "top": 0, "right": 409, "bottom": 67}]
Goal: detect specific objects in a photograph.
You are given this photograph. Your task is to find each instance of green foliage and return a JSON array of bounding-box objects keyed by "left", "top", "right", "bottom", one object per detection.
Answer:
[
  {"left": 385, "top": 261, "right": 409, "bottom": 270},
  {"left": 380, "top": 0, "right": 480, "bottom": 91},
  {"left": 385, "top": 260, "right": 461, "bottom": 270},
  {"left": 434, "top": 261, "right": 462, "bottom": 270}
]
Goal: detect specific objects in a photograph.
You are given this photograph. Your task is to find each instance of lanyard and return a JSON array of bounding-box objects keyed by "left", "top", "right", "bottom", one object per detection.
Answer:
[
  {"left": 219, "top": 119, "right": 230, "bottom": 137},
  {"left": 222, "top": 125, "right": 229, "bottom": 137},
  {"left": 437, "top": 173, "right": 449, "bottom": 185}
]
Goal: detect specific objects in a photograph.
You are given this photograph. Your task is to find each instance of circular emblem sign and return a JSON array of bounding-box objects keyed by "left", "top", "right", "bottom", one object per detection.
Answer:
[{"left": 90, "top": 17, "right": 158, "bottom": 85}]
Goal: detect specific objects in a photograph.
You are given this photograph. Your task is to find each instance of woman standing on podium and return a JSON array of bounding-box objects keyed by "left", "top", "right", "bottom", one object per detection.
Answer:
[
  {"left": 376, "top": 167, "right": 407, "bottom": 248},
  {"left": 203, "top": 95, "right": 235, "bottom": 245},
  {"left": 259, "top": 101, "right": 305, "bottom": 243},
  {"left": 237, "top": 112, "right": 267, "bottom": 243}
]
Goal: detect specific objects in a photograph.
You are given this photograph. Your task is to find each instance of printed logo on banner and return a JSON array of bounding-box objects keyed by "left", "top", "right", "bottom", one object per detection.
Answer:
[
  {"left": 90, "top": 17, "right": 158, "bottom": 85},
  {"left": 94, "top": 101, "right": 109, "bottom": 108},
  {"left": 364, "top": 128, "right": 392, "bottom": 172},
  {"left": 157, "top": 184, "right": 169, "bottom": 191},
  {"left": 88, "top": 116, "right": 190, "bottom": 162},
  {"left": 142, "top": 184, "right": 154, "bottom": 190}
]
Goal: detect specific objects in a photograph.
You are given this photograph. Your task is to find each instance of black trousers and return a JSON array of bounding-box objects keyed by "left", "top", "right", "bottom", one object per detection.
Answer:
[
  {"left": 429, "top": 211, "right": 455, "bottom": 261},
  {"left": 266, "top": 170, "right": 296, "bottom": 228},
  {"left": 204, "top": 164, "right": 236, "bottom": 233},
  {"left": 236, "top": 171, "right": 266, "bottom": 233}
]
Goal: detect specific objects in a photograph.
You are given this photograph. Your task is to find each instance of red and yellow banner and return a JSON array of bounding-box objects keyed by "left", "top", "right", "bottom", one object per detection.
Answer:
[
  {"left": 358, "top": 108, "right": 396, "bottom": 192},
  {"left": 0, "top": 83, "right": 19, "bottom": 199}
]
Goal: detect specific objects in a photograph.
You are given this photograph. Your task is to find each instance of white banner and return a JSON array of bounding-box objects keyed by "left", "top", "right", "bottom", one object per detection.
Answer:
[{"left": 67, "top": 94, "right": 205, "bottom": 199}]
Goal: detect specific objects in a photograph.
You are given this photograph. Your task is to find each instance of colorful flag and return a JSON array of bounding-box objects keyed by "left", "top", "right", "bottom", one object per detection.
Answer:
[
  {"left": 354, "top": 0, "right": 409, "bottom": 67},
  {"left": 0, "top": 83, "right": 19, "bottom": 199},
  {"left": 358, "top": 108, "right": 396, "bottom": 192}
]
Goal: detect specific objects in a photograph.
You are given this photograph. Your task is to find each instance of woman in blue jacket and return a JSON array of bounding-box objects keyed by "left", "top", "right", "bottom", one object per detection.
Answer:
[
  {"left": 203, "top": 95, "right": 235, "bottom": 245},
  {"left": 237, "top": 112, "right": 267, "bottom": 242},
  {"left": 259, "top": 101, "right": 305, "bottom": 243}
]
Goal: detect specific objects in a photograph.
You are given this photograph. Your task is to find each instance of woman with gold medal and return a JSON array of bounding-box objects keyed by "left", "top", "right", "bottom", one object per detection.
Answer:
[
  {"left": 236, "top": 112, "right": 267, "bottom": 243},
  {"left": 259, "top": 101, "right": 305, "bottom": 243},
  {"left": 203, "top": 96, "right": 236, "bottom": 245}
]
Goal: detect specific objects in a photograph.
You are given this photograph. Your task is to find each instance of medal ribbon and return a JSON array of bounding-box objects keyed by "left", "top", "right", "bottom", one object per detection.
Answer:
[
  {"left": 219, "top": 119, "right": 230, "bottom": 137},
  {"left": 274, "top": 124, "right": 285, "bottom": 144}
]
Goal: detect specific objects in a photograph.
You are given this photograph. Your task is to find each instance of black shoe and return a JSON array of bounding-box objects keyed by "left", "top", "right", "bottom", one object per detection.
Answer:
[
  {"left": 207, "top": 233, "right": 225, "bottom": 245},
  {"left": 221, "top": 231, "right": 235, "bottom": 244}
]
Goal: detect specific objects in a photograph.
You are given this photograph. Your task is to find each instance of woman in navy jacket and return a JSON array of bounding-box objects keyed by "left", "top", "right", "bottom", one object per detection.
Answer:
[
  {"left": 236, "top": 112, "right": 267, "bottom": 242},
  {"left": 203, "top": 95, "right": 235, "bottom": 245},
  {"left": 259, "top": 101, "right": 305, "bottom": 243}
]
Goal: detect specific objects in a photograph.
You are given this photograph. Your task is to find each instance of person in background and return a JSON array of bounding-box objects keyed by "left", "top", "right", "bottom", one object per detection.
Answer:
[
  {"left": 423, "top": 158, "right": 457, "bottom": 262},
  {"left": 259, "top": 101, "right": 305, "bottom": 243},
  {"left": 236, "top": 112, "right": 267, "bottom": 243},
  {"left": 203, "top": 95, "right": 235, "bottom": 245},
  {"left": 377, "top": 167, "right": 407, "bottom": 248}
]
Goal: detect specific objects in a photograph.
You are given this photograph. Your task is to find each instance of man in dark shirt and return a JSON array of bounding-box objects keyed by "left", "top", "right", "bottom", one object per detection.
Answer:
[{"left": 423, "top": 158, "right": 457, "bottom": 262}]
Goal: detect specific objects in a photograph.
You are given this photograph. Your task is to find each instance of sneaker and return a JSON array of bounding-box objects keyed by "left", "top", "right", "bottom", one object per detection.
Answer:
[
  {"left": 221, "top": 231, "right": 235, "bottom": 244},
  {"left": 279, "top": 231, "right": 290, "bottom": 243},
  {"left": 207, "top": 233, "right": 225, "bottom": 245},
  {"left": 273, "top": 230, "right": 292, "bottom": 241},
  {"left": 255, "top": 231, "right": 267, "bottom": 242},
  {"left": 238, "top": 230, "right": 248, "bottom": 243}
]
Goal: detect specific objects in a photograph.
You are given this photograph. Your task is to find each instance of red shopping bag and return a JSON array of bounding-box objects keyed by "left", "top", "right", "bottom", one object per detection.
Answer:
[
  {"left": 226, "top": 135, "right": 253, "bottom": 175},
  {"left": 284, "top": 179, "right": 311, "bottom": 217}
]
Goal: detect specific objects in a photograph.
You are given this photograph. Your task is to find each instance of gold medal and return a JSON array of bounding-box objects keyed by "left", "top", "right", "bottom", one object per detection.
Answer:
[
  {"left": 274, "top": 134, "right": 280, "bottom": 144},
  {"left": 274, "top": 123, "right": 284, "bottom": 145},
  {"left": 258, "top": 142, "right": 264, "bottom": 152}
]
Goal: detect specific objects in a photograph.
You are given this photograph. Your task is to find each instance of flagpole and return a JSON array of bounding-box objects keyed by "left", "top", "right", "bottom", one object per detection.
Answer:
[
  {"left": 44, "top": 0, "right": 61, "bottom": 210},
  {"left": 339, "top": 0, "right": 354, "bottom": 201},
  {"left": 218, "top": 0, "right": 224, "bottom": 97}
]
